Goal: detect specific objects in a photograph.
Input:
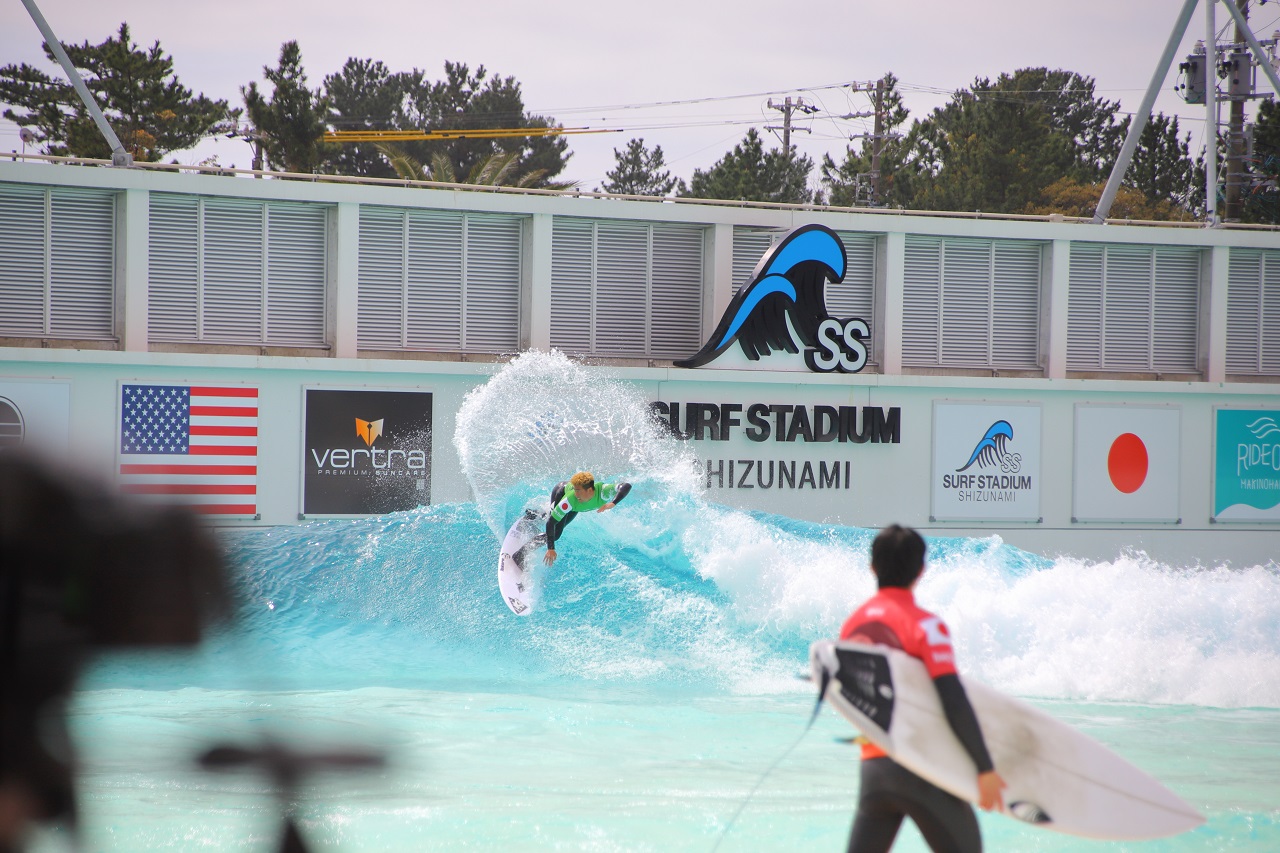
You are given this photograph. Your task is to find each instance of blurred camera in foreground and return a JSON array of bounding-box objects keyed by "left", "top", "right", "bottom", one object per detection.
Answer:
[{"left": 0, "top": 451, "right": 230, "bottom": 850}]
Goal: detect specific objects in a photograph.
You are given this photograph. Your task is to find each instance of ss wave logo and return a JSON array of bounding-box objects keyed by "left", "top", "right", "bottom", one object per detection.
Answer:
[
  {"left": 956, "top": 420, "right": 1021, "bottom": 473},
  {"left": 675, "top": 224, "right": 869, "bottom": 373}
]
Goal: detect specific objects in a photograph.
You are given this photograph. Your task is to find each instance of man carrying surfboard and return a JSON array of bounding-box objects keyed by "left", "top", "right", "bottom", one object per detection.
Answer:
[
  {"left": 840, "top": 524, "right": 1006, "bottom": 853},
  {"left": 542, "top": 472, "right": 631, "bottom": 567}
]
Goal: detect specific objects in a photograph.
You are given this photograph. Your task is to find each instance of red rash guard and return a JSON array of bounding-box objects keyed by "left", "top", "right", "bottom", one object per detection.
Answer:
[{"left": 840, "top": 586, "right": 958, "bottom": 760}]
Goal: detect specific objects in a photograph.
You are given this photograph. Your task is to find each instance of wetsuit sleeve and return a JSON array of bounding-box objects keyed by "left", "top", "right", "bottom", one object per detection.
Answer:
[
  {"left": 933, "top": 674, "right": 994, "bottom": 774},
  {"left": 610, "top": 482, "right": 631, "bottom": 504},
  {"left": 547, "top": 483, "right": 566, "bottom": 549}
]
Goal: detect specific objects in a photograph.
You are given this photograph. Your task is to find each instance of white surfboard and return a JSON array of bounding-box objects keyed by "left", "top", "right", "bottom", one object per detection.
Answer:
[
  {"left": 497, "top": 507, "right": 547, "bottom": 615},
  {"left": 810, "top": 640, "right": 1204, "bottom": 841}
]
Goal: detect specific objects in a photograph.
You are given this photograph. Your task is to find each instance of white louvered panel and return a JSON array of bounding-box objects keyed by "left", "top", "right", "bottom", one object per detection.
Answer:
[
  {"left": 265, "top": 203, "right": 327, "bottom": 346},
  {"left": 991, "top": 241, "right": 1042, "bottom": 368},
  {"left": 48, "top": 189, "right": 115, "bottom": 339},
  {"left": 550, "top": 218, "right": 595, "bottom": 354},
  {"left": 1152, "top": 248, "right": 1200, "bottom": 372},
  {"left": 405, "top": 211, "right": 463, "bottom": 350},
  {"left": 649, "top": 224, "right": 704, "bottom": 359},
  {"left": 732, "top": 227, "right": 777, "bottom": 294},
  {"left": 902, "top": 236, "right": 942, "bottom": 366},
  {"left": 1102, "top": 246, "right": 1154, "bottom": 369},
  {"left": 148, "top": 194, "right": 200, "bottom": 341},
  {"left": 357, "top": 208, "right": 407, "bottom": 349},
  {"left": 939, "top": 239, "right": 993, "bottom": 367},
  {"left": 831, "top": 231, "right": 876, "bottom": 324},
  {"left": 1067, "top": 244, "right": 1104, "bottom": 369},
  {"left": 1262, "top": 253, "right": 1280, "bottom": 373},
  {"left": 463, "top": 214, "right": 522, "bottom": 353},
  {"left": 0, "top": 184, "right": 48, "bottom": 335},
  {"left": 202, "top": 200, "right": 265, "bottom": 342},
  {"left": 593, "top": 221, "right": 649, "bottom": 357},
  {"left": 1226, "top": 250, "right": 1263, "bottom": 373}
]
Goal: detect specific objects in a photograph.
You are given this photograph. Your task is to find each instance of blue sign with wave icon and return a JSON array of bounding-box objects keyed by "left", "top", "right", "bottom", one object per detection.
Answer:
[{"left": 1214, "top": 409, "right": 1280, "bottom": 519}]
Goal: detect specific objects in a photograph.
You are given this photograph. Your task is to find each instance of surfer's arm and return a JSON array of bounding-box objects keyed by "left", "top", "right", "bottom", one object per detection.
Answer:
[
  {"left": 933, "top": 674, "right": 1006, "bottom": 810},
  {"left": 932, "top": 673, "right": 995, "bottom": 774},
  {"left": 597, "top": 482, "right": 631, "bottom": 512}
]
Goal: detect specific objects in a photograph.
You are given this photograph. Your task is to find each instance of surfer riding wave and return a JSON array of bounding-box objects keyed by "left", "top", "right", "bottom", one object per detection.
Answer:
[{"left": 543, "top": 472, "right": 631, "bottom": 567}]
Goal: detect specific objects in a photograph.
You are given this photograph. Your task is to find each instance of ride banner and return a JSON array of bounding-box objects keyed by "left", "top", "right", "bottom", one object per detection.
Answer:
[
  {"left": 302, "top": 388, "right": 433, "bottom": 516},
  {"left": 1213, "top": 408, "right": 1280, "bottom": 521},
  {"left": 931, "top": 401, "right": 1042, "bottom": 522}
]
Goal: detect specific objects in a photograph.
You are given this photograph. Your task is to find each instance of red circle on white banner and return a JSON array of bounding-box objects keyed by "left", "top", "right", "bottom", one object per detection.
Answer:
[{"left": 1107, "top": 433, "right": 1148, "bottom": 494}]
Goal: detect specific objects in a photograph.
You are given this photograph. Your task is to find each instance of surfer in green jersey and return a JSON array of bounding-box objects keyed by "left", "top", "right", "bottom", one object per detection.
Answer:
[{"left": 543, "top": 471, "right": 631, "bottom": 567}]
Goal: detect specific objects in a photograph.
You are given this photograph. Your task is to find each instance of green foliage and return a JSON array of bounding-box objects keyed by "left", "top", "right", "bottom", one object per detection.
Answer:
[
  {"left": 1126, "top": 113, "right": 1198, "bottom": 211},
  {"left": 395, "top": 62, "right": 570, "bottom": 188},
  {"left": 600, "top": 138, "right": 684, "bottom": 196},
  {"left": 0, "top": 22, "right": 228, "bottom": 161},
  {"left": 375, "top": 143, "right": 577, "bottom": 190},
  {"left": 683, "top": 128, "right": 813, "bottom": 204},
  {"left": 1025, "top": 177, "right": 1195, "bottom": 221},
  {"left": 821, "top": 74, "right": 910, "bottom": 207},
  {"left": 323, "top": 58, "right": 413, "bottom": 179},
  {"left": 1241, "top": 98, "right": 1280, "bottom": 224},
  {"left": 895, "top": 68, "right": 1127, "bottom": 213},
  {"left": 243, "top": 41, "right": 331, "bottom": 174}
]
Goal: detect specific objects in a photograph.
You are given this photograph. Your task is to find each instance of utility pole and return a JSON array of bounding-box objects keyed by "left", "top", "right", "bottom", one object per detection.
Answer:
[
  {"left": 766, "top": 96, "right": 817, "bottom": 151},
  {"left": 870, "top": 77, "right": 886, "bottom": 205},
  {"left": 1225, "top": 0, "right": 1251, "bottom": 220}
]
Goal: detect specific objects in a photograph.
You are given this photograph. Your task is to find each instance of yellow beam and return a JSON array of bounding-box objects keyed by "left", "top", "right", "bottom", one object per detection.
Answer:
[{"left": 323, "top": 126, "right": 619, "bottom": 143}]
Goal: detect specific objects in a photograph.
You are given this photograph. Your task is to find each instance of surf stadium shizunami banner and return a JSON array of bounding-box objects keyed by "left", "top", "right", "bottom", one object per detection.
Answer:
[
  {"left": 1073, "top": 404, "right": 1181, "bottom": 523},
  {"left": 1213, "top": 407, "right": 1280, "bottom": 521},
  {"left": 931, "top": 402, "right": 1041, "bottom": 522},
  {"left": 649, "top": 401, "right": 900, "bottom": 492},
  {"left": 303, "top": 388, "right": 432, "bottom": 516}
]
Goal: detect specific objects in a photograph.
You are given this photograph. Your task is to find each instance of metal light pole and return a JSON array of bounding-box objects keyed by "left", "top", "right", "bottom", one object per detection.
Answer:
[{"left": 18, "top": 0, "right": 133, "bottom": 167}]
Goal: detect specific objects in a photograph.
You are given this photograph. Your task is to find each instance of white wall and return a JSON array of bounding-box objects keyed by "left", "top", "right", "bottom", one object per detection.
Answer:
[{"left": 2, "top": 346, "right": 1277, "bottom": 568}]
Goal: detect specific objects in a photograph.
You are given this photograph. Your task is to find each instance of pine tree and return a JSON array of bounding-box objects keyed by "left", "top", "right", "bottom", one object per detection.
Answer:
[
  {"left": 600, "top": 138, "right": 684, "bottom": 196},
  {"left": 683, "top": 129, "right": 813, "bottom": 204},
  {"left": 397, "top": 62, "right": 570, "bottom": 188},
  {"left": 1126, "top": 113, "right": 1197, "bottom": 211},
  {"left": 895, "top": 68, "right": 1125, "bottom": 213},
  {"left": 0, "top": 23, "right": 228, "bottom": 161},
  {"left": 322, "top": 58, "right": 413, "bottom": 179},
  {"left": 243, "top": 41, "right": 331, "bottom": 174},
  {"left": 1241, "top": 98, "right": 1280, "bottom": 224}
]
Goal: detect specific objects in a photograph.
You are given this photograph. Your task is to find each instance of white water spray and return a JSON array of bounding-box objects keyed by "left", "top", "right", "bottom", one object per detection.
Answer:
[{"left": 454, "top": 350, "right": 699, "bottom": 534}]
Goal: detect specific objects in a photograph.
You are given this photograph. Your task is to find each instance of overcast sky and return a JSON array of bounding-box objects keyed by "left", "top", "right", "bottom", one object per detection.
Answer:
[{"left": 3, "top": 0, "right": 1278, "bottom": 188}]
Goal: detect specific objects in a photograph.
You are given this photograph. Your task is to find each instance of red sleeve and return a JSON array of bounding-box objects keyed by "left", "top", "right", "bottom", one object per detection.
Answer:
[{"left": 909, "top": 614, "right": 958, "bottom": 679}]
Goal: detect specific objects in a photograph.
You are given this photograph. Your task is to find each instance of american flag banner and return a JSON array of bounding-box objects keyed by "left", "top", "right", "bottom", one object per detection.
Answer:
[{"left": 118, "top": 383, "right": 259, "bottom": 516}]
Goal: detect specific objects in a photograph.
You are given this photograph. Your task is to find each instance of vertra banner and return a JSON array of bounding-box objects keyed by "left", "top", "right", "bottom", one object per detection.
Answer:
[{"left": 302, "top": 388, "right": 432, "bottom": 516}]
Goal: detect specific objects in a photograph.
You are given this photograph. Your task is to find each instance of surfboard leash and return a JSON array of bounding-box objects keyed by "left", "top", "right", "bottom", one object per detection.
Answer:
[{"left": 709, "top": 669, "right": 831, "bottom": 852}]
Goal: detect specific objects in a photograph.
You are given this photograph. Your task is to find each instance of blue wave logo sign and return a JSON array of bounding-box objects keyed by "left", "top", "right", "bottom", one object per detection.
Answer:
[
  {"left": 675, "top": 224, "right": 869, "bottom": 373},
  {"left": 956, "top": 420, "right": 1021, "bottom": 474},
  {"left": 1213, "top": 409, "right": 1280, "bottom": 517}
]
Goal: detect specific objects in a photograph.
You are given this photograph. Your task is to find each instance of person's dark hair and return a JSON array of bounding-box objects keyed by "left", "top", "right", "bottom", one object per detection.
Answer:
[{"left": 870, "top": 524, "right": 926, "bottom": 588}]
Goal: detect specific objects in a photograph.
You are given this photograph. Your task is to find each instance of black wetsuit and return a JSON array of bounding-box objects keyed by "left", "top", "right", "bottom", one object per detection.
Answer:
[{"left": 849, "top": 756, "right": 981, "bottom": 853}]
